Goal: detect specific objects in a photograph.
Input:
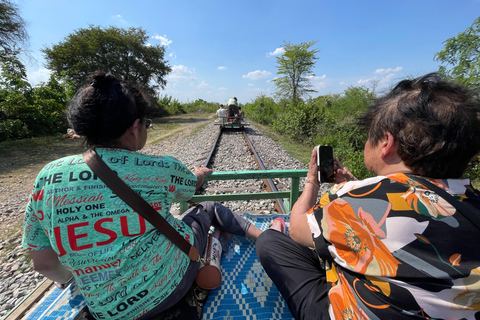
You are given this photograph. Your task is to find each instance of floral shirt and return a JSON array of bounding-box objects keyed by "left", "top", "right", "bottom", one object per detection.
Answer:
[{"left": 306, "top": 173, "right": 480, "bottom": 320}]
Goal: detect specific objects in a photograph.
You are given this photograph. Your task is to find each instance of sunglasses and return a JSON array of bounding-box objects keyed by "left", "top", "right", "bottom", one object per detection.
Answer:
[{"left": 145, "top": 119, "right": 152, "bottom": 129}]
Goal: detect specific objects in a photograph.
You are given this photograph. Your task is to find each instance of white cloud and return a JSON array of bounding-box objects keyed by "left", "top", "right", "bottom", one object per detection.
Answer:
[
  {"left": 308, "top": 74, "right": 327, "bottom": 92},
  {"left": 151, "top": 34, "right": 172, "bottom": 47},
  {"left": 357, "top": 78, "right": 371, "bottom": 84},
  {"left": 169, "top": 52, "right": 177, "bottom": 59},
  {"left": 306, "top": 74, "right": 326, "bottom": 80},
  {"left": 243, "top": 70, "right": 272, "bottom": 80},
  {"left": 219, "top": 87, "right": 228, "bottom": 91},
  {"left": 198, "top": 81, "right": 208, "bottom": 89},
  {"left": 218, "top": 66, "right": 226, "bottom": 70},
  {"left": 27, "top": 68, "right": 51, "bottom": 87},
  {"left": 339, "top": 81, "right": 346, "bottom": 85},
  {"left": 167, "top": 65, "right": 196, "bottom": 82},
  {"left": 248, "top": 83, "right": 254, "bottom": 87},
  {"left": 374, "top": 66, "right": 403, "bottom": 74},
  {"left": 267, "top": 47, "right": 285, "bottom": 57},
  {"left": 111, "top": 14, "right": 129, "bottom": 25}
]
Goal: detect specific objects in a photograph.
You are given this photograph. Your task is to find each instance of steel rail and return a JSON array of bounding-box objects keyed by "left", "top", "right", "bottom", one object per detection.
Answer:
[
  {"left": 242, "top": 132, "right": 287, "bottom": 214},
  {"left": 202, "top": 125, "right": 287, "bottom": 214}
]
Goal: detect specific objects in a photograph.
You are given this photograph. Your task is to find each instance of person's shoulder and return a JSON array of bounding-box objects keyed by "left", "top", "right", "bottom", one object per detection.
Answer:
[{"left": 331, "top": 176, "right": 387, "bottom": 196}]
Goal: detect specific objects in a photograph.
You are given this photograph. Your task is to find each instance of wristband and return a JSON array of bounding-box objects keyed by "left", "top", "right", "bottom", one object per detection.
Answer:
[{"left": 306, "top": 179, "right": 320, "bottom": 189}]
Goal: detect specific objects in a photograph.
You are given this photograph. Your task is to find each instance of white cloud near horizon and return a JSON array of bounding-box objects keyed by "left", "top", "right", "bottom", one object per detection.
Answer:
[
  {"left": 167, "top": 65, "right": 196, "bottom": 82},
  {"left": 267, "top": 47, "right": 285, "bottom": 57},
  {"left": 243, "top": 70, "right": 272, "bottom": 80},
  {"left": 375, "top": 66, "right": 403, "bottom": 74},
  {"left": 218, "top": 66, "right": 226, "bottom": 70},
  {"left": 151, "top": 34, "right": 172, "bottom": 47}
]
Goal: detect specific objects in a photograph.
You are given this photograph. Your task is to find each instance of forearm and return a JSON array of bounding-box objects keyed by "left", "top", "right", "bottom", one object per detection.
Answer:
[
  {"left": 289, "top": 179, "right": 319, "bottom": 247},
  {"left": 37, "top": 263, "right": 73, "bottom": 283},
  {"left": 29, "top": 248, "right": 73, "bottom": 284}
]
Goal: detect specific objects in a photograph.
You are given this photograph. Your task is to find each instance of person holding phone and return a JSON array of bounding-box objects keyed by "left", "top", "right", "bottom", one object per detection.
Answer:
[{"left": 256, "top": 73, "right": 480, "bottom": 320}]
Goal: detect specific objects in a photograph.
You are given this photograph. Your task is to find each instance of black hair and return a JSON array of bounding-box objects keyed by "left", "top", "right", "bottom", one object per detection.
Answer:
[
  {"left": 358, "top": 73, "right": 480, "bottom": 178},
  {"left": 67, "top": 72, "right": 150, "bottom": 148}
]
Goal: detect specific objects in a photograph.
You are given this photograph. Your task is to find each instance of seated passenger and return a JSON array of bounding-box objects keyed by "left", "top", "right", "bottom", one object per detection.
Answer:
[
  {"left": 22, "top": 72, "right": 264, "bottom": 320},
  {"left": 256, "top": 73, "right": 480, "bottom": 320},
  {"left": 227, "top": 97, "right": 239, "bottom": 122},
  {"left": 216, "top": 104, "right": 227, "bottom": 120}
]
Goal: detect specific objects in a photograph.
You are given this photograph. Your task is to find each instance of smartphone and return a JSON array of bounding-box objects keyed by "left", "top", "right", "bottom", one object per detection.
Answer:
[{"left": 316, "top": 145, "right": 334, "bottom": 183}]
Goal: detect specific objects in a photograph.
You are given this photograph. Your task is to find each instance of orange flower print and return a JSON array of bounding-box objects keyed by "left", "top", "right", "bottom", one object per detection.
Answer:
[
  {"left": 402, "top": 186, "right": 453, "bottom": 219},
  {"left": 388, "top": 173, "right": 454, "bottom": 219},
  {"left": 329, "top": 272, "right": 369, "bottom": 320},
  {"left": 322, "top": 200, "right": 399, "bottom": 276}
]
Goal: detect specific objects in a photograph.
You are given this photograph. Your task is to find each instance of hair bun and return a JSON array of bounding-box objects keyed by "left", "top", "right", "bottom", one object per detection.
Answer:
[{"left": 90, "top": 72, "right": 114, "bottom": 93}]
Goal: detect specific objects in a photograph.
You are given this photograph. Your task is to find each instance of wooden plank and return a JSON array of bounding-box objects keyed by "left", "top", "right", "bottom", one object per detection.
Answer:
[{"left": 5, "top": 279, "right": 54, "bottom": 320}]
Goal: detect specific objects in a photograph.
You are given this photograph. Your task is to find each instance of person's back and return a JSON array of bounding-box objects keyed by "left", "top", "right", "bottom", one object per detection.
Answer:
[
  {"left": 256, "top": 73, "right": 480, "bottom": 320},
  {"left": 216, "top": 105, "right": 227, "bottom": 119},
  {"left": 22, "top": 73, "right": 264, "bottom": 320},
  {"left": 227, "top": 97, "right": 239, "bottom": 120}
]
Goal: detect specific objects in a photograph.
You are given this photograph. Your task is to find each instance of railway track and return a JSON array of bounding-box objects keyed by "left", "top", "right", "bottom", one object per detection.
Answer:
[{"left": 202, "top": 128, "right": 287, "bottom": 214}]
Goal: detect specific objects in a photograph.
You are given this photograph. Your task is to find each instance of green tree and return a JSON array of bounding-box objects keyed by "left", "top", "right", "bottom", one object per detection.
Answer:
[
  {"left": 434, "top": 16, "right": 480, "bottom": 90},
  {"left": 273, "top": 41, "right": 320, "bottom": 105},
  {"left": 43, "top": 26, "right": 172, "bottom": 94},
  {"left": 0, "top": 0, "right": 28, "bottom": 58}
]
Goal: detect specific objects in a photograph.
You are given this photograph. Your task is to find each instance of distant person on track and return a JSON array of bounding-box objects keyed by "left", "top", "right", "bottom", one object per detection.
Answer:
[
  {"left": 216, "top": 104, "right": 227, "bottom": 120},
  {"left": 227, "top": 97, "right": 239, "bottom": 123},
  {"left": 256, "top": 73, "right": 480, "bottom": 320},
  {"left": 22, "top": 72, "right": 263, "bottom": 320},
  {"left": 238, "top": 106, "right": 245, "bottom": 120}
]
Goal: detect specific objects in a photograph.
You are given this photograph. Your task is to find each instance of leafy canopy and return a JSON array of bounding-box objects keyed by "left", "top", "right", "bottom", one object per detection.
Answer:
[
  {"left": 42, "top": 26, "right": 172, "bottom": 94},
  {"left": 434, "top": 16, "right": 480, "bottom": 90},
  {"left": 273, "top": 41, "right": 320, "bottom": 105},
  {"left": 0, "top": 0, "right": 28, "bottom": 58}
]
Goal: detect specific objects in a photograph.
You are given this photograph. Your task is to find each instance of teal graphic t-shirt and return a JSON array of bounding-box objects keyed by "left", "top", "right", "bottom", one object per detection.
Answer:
[{"left": 22, "top": 148, "right": 197, "bottom": 320}]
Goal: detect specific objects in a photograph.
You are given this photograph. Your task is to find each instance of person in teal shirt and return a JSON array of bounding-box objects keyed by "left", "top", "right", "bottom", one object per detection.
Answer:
[{"left": 22, "top": 72, "right": 262, "bottom": 320}]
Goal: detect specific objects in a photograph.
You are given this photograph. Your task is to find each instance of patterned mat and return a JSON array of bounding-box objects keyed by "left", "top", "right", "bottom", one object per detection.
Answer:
[{"left": 22, "top": 213, "right": 294, "bottom": 320}]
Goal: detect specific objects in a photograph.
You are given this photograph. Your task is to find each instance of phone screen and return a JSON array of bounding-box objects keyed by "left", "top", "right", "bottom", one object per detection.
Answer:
[{"left": 316, "top": 145, "right": 334, "bottom": 183}]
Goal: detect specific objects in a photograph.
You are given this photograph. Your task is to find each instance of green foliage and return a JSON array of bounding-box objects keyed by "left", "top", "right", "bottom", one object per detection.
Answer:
[
  {"left": 434, "top": 16, "right": 480, "bottom": 91},
  {"left": 243, "top": 94, "right": 279, "bottom": 125},
  {"left": 272, "top": 98, "right": 324, "bottom": 143},
  {"left": 311, "top": 86, "right": 375, "bottom": 180},
  {"left": 0, "top": 57, "right": 68, "bottom": 141},
  {"left": 0, "top": 118, "right": 27, "bottom": 140},
  {"left": 157, "top": 94, "right": 184, "bottom": 116},
  {"left": 183, "top": 99, "right": 218, "bottom": 114},
  {"left": 273, "top": 41, "right": 320, "bottom": 105},
  {"left": 43, "top": 25, "right": 171, "bottom": 94},
  {"left": 0, "top": 0, "right": 28, "bottom": 58}
]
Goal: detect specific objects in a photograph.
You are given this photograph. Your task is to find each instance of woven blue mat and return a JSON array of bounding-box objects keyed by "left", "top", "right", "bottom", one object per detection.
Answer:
[{"left": 22, "top": 213, "right": 293, "bottom": 320}]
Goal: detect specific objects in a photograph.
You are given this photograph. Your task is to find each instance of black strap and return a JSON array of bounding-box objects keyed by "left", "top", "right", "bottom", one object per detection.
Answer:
[
  {"left": 82, "top": 149, "right": 200, "bottom": 261},
  {"left": 406, "top": 174, "right": 480, "bottom": 231}
]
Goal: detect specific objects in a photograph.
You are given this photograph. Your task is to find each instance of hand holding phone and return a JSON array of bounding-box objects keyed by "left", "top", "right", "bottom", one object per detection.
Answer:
[{"left": 316, "top": 145, "right": 334, "bottom": 183}]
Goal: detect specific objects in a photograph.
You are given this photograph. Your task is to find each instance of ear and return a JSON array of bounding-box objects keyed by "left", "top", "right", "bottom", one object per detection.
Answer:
[
  {"left": 380, "top": 132, "right": 398, "bottom": 159},
  {"left": 125, "top": 118, "right": 141, "bottom": 139}
]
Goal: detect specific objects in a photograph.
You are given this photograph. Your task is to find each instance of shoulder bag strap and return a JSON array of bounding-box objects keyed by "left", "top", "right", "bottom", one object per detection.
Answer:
[
  {"left": 82, "top": 148, "right": 200, "bottom": 261},
  {"left": 406, "top": 174, "right": 480, "bottom": 231}
]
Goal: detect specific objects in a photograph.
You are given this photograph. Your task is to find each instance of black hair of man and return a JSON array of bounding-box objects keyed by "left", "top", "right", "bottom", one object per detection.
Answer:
[{"left": 358, "top": 72, "right": 480, "bottom": 178}]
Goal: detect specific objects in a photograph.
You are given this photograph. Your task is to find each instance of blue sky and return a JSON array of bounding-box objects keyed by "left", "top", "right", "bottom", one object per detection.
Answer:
[{"left": 19, "top": 0, "right": 480, "bottom": 104}]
